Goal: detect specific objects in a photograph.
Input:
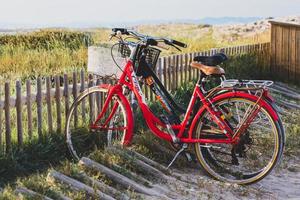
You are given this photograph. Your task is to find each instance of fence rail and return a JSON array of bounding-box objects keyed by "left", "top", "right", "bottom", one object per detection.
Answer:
[{"left": 0, "top": 42, "right": 270, "bottom": 154}]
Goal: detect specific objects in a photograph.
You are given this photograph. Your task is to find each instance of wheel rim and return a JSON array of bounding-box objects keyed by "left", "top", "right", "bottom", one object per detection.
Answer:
[
  {"left": 194, "top": 98, "right": 280, "bottom": 184},
  {"left": 66, "top": 89, "right": 127, "bottom": 160}
]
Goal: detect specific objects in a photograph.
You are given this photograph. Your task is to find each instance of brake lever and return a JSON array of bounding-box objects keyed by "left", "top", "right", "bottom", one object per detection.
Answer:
[{"left": 169, "top": 43, "right": 181, "bottom": 51}]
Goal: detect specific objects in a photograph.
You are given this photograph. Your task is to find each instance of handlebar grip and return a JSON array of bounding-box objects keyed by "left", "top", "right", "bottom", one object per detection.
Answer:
[
  {"left": 171, "top": 39, "right": 187, "bottom": 48},
  {"left": 112, "top": 28, "right": 129, "bottom": 35}
]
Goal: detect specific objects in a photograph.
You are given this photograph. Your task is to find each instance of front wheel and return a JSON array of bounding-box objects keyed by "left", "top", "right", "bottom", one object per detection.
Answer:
[
  {"left": 194, "top": 97, "right": 284, "bottom": 184},
  {"left": 66, "top": 86, "right": 132, "bottom": 160}
]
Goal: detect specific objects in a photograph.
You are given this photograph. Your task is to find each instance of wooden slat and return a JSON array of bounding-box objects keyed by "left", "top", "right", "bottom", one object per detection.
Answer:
[
  {"left": 64, "top": 74, "right": 69, "bottom": 121},
  {"left": 163, "top": 57, "right": 167, "bottom": 90},
  {"left": 46, "top": 77, "right": 53, "bottom": 133},
  {"left": 26, "top": 80, "right": 32, "bottom": 139},
  {"left": 88, "top": 74, "right": 95, "bottom": 123},
  {"left": 179, "top": 54, "right": 183, "bottom": 85},
  {"left": 171, "top": 55, "right": 176, "bottom": 90},
  {"left": 157, "top": 58, "right": 163, "bottom": 81},
  {"left": 72, "top": 72, "right": 78, "bottom": 127},
  {"left": 96, "top": 78, "right": 101, "bottom": 114},
  {"left": 296, "top": 28, "right": 300, "bottom": 85},
  {"left": 36, "top": 77, "right": 43, "bottom": 138},
  {"left": 189, "top": 53, "right": 193, "bottom": 81},
  {"left": 282, "top": 26, "right": 290, "bottom": 81},
  {"left": 80, "top": 70, "right": 86, "bottom": 121},
  {"left": 16, "top": 80, "right": 23, "bottom": 146},
  {"left": 4, "top": 82, "right": 11, "bottom": 154},
  {"left": 184, "top": 53, "right": 188, "bottom": 83},
  {"left": 175, "top": 55, "right": 179, "bottom": 89},
  {"left": 167, "top": 56, "right": 172, "bottom": 91},
  {"left": 55, "top": 76, "right": 62, "bottom": 133}
]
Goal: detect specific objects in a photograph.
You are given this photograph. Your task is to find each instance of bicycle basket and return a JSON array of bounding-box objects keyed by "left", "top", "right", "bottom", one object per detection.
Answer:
[
  {"left": 118, "top": 42, "right": 131, "bottom": 58},
  {"left": 88, "top": 45, "right": 126, "bottom": 78},
  {"left": 142, "top": 47, "right": 161, "bottom": 70}
]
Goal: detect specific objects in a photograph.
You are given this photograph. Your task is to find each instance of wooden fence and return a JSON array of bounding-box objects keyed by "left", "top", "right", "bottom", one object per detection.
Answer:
[
  {"left": 0, "top": 42, "right": 270, "bottom": 154},
  {"left": 270, "top": 21, "right": 300, "bottom": 85}
]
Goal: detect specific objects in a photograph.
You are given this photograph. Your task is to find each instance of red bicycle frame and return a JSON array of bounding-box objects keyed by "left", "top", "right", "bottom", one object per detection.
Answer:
[{"left": 93, "top": 59, "right": 279, "bottom": 146}]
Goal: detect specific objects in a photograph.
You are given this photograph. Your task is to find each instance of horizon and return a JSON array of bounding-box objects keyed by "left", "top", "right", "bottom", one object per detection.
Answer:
[{"left": 0, "top": 0, "right": 299, "bottom": 29}]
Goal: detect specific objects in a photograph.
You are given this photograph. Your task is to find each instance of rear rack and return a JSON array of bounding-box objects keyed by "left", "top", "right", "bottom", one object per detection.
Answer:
[{"left": 221, "top": 79, "right": 273, "bottom": 88}]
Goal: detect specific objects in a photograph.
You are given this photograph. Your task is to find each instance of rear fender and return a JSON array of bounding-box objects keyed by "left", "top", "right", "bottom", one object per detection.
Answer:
[{"left": 189, "top": 91, "right": 280, "bottom": 137}]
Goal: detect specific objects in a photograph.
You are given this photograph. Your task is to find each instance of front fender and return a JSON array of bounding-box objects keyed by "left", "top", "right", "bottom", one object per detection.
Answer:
[{"left": 99, "top": 84, "right": 134, "bottom": 146}]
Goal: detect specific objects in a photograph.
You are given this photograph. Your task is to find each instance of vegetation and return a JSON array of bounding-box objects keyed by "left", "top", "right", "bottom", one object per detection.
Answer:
[{"left": 0, "top": 24, "right": 270, "bottom": 82}]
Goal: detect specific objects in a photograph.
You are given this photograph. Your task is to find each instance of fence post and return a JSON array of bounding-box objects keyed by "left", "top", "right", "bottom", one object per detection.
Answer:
[
  {"left": 88, "top": 74, "right": 95, "bottom": 123},
  {"left": 36, "top": 77, "right": 43, "bottom": 139},
  {"left": 26, "top": 80, "right": 32, "bottom": 139},
  {"left": 4, "top": 82, "right": 11, "bottom": 154},
  {"left": 46, "top": 77, "right": 53, "bottom": 133},
  {"left": 55, "top": 76, "right": 62, "bottom": 133},
  {"left": 167, "top": 56, "right": 172, "bottom": 91},
  {"left": 64, "top": 74, "right": 69, "bottom": 121},
  {"left": 184, "top": 53, "right": 188, "bottom": 83},
  {"left": 163, "top": 57, "right": 167, "bottom": 89},
  {"left": 175, "top": 55, "right": 179, "bottom": 89},
  {"left": 188, "top": 53, "right": 193, "bottom": 81},
  {"left": 16, "top": 80, "right": 23, "bottom": 147},
  {"left": 80, "top": 70, "right": 86, "bottom": 121},
  {"left": 72, "top": 72, "right": 78, "bottom": 127}
]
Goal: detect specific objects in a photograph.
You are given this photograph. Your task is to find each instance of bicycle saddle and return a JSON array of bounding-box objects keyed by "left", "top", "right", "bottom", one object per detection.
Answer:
[
  {"left": 190, "top": 53, "right": 227, "bottom": 76},
  {"left": 193, "top": 53, "right": 228, "bottom": 66}
]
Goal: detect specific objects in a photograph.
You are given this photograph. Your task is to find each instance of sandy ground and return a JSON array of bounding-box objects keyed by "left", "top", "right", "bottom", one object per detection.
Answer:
[{"left": 141, "top": 156, "right": 300, "bottom": 200}]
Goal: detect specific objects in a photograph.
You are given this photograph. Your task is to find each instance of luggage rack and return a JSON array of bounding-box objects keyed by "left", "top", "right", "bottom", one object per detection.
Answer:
[{"left": 221, "top": 79, "right": 274, "bottom": 88}]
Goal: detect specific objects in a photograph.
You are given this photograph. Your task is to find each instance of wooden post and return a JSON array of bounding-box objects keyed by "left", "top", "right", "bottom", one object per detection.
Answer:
[
  {"left": 16, "top": 80, "right": 23, "bottom": 146},
  {"left": 47, "top": 170, "right": 115, "bottom": 200},
  {"left": 96, "top": 78, "right": 101, "bottom": 114},
  {"left": 174, "top": 55, "right": 179, "bottom": 89},
  {"left": 4, "top": 82, "right": 11, "bottom": 154},
  {"left": 184, "top": 53, "right": 188, "bottom": 83},
  {"left": 88, "top": 74, "right": 95, "bottom": 122},
  {"left": 72, "top": 72, "right": 78, "bottom": 127},
  {"left": 26, "top": 80, "right": 32, "bottom": 139},
  {"left": 15, "top": 187, "right": 53, "bottom": 200},
  {"left": 80, "top": 70, "right": 86, "bottom": 121},
  {"left": 167, "top": 56, "right": 172, "bottom": 91},
  {"left": 76, "top": 172, "right": 128, "bottom": 199},
  {"left": 46, "top": 77, "right": 53, "bottom": 133},
  {"left": 163, "top": 57, "right": 167, "bottom": 90},
  {"left": 64, "top": 74, "right": 69, "bottom": 120},
  {"left": 179, "top": 54, "right": 183, "bottom": 86},
  {"left": 80, "top": 157, "right": 162, "bottom": 197},
  {"left": 157, "top": 58, "right": 163, "bottom": 81},
  {"left": 36, "top": 77, "right": 43, "bottom": 138},
  {"left": 55, "top": 76, "right": 62, "bottom": 133},
  {"left": 188, "top": 53, "right": 192, "bottom": 81}
]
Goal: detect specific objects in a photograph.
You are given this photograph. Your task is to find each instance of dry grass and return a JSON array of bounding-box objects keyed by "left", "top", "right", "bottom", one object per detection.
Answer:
[{"left": 0, "top": 24, "right": 270, "bottom": 82}]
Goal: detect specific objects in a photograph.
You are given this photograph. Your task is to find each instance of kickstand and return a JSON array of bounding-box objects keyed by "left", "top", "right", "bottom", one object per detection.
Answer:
[{"left": 167, "top": 143, "right": 188, "bottom": 169}]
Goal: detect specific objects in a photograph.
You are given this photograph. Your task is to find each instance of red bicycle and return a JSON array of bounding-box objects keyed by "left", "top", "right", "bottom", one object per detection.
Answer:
[{"left": 66, "top": 28, "right": 285, "bottom": 184}]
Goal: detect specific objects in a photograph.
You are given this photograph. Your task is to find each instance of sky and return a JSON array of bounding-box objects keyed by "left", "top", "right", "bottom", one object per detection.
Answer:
[{"left": 0, "top": 0, "right": 299, "bottom": 28}]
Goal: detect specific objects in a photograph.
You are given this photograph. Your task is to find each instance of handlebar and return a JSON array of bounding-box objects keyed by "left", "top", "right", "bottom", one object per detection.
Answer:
[{"left": 111, "top": 28, "right": 187, "bottom": 50}]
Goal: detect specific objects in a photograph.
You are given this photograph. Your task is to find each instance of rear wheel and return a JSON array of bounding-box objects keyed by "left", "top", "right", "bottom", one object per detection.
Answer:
[
  {"left": 66, "top": 86, "right": 129, "bottom": 160},
  {"left": 194, "top": 97, "right": 284, "bottom": 184}
]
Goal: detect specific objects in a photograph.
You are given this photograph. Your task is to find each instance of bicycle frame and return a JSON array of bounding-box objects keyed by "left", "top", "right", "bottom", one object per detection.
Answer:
[{"left": 93, "top": 59, "right": 279, "bottom": 146}]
